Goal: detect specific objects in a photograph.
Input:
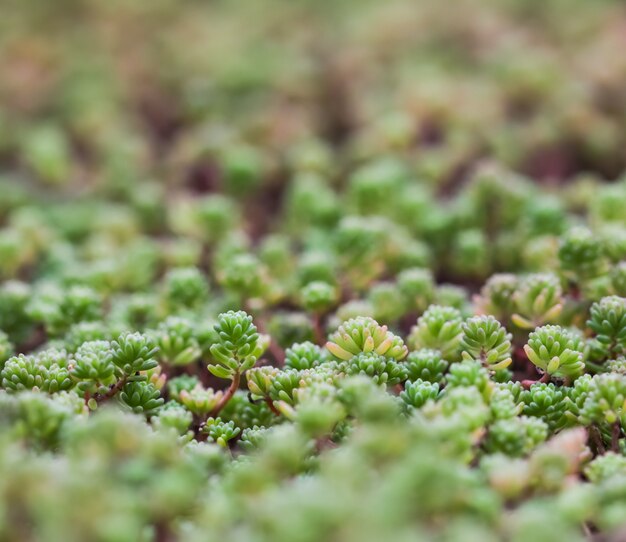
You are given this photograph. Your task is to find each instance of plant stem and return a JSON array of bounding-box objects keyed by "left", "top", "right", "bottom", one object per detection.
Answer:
[
  {"left": 312, "top": 312, "right": 325, "bottom": 346},
  {"left": 612, "top": 421, "right": 622, "bottom": 453},
  {"left": 265, "top": 396, "right": 281, "bottom": 416},
  {"left": 520, "top": 372, "right": 550, "bottom": 389},
  {"left": 153, "top": 520, "right": 174, "bottom": 542},
  {"left": 94, "top": 377, "right": 126, "bottom": 403},
  {"left": 210, "top": 371, "right": 240, "bottom": 418},
  {"left": 589, "top": 425, "right": 606, "bottom": 455}
]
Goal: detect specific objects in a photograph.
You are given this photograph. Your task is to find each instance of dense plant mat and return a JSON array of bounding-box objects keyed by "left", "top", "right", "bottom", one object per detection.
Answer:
[{"left": 1, "top": 0, "right": 626, "bottom": 540}]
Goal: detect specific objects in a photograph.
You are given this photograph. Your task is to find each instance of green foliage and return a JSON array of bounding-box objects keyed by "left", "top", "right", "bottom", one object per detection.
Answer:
[
  {"left": 1, "top": 353, "right": 72, "bottom": 393},
  {"left": 69, "top": 340, "right": 116, "bottom": 394},
  {"left": 119, "top": 381, "right": 164, "bottom": 415},
  {"left": 446, "top": 360, "right": 492, "bottom": 397},
  {"left": 341, "top": 352, "right": 408, "bottom": 386},
  {"left": 484, "top": 416, "right": 548, "bottom": 457},
  {"left": 2, "top": 1, "right": 626, "bottom": 539},
  {"left": 521, "top": 383, "right": 569, "bottom": 431},
  {"left": 408, "top": 305, "right": 463, "bottom": 360},
  {"left": 475, "top": 273, "right": 518, "bottom": 322},
  {"left": 397, "top": 267, "right": 435, "bottom": 314},
  {"left": 585, "top": 453, "right": 626, "bottom": 483},
  {"left": 512, "top": 273, "right": 563, "bottom": 329},
  {"left": 401, "top": 379, "right": 440, "bottom": 409},
  {"left": 524, "top": 325, "right": 586, "bottom": 381},
  {"left": 27, "top": 284, "right": 102, "bottom": 337},
  {"left": 558, "top": 227, "right": 608, "bottom": 281},
  {"left": 152, "top": 403, "right": 193, "bottom": 436},
  {"left": 284, "top": 341, "right": 328, "bottom": 370},
  {"left": 300, "top": 281, "right": 338, "bottom": 313},
  {"left": 268, "top": 369, "right": 303, "bottom": 406},
  {"left": 152, "top": 316, "right": 202, "bottom": 366},
  {"left": 111, "top": 332, "right": 159, "bottom": 377},
  {"left": 580, "top": 373, "right": 626, "bottom": 426},
  {"left": 404, "top": 348, "right": 448, "bottom": 383},
  {"left": 209, "top": 310, "right": 263, "bottom": 379},
  {"left": 326, "top": 317, "right": 407, "bottom": 361},
  {"left": 201, "top": 417, "right": 241, "bottom": 447},
  {"left": 489, "top": 386, "right": 521, "bottom": 420},
  {"left": 246, "top": 366, "right": 280, "bottom": 397},
  {"left": 587, "top": 296, "right": 626, "bottom": 359},
  {"left": 0, "top": 331, "right": 14, "bottom": 368},
  {"left": 368, "top": 281, "right": 405, "bottom": 323},
  {"left": 162, "top": 267, "right": 209, "bottom": 311},
  {"left": 460, "top": 315, "right": 512, "bottom": 370},
  {"left": 179, "top": 386, "right": 223, "bottom": 417}
]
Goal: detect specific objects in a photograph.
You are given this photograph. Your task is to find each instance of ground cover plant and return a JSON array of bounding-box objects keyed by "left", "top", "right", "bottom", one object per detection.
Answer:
[{"left": 1, "top": 0, "right": 626, "bottom": 540}]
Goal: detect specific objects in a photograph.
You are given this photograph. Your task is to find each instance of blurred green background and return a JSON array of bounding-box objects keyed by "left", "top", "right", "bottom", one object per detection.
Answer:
[{"left": 1, "top": 0, "right": 625, "bottom": 199}]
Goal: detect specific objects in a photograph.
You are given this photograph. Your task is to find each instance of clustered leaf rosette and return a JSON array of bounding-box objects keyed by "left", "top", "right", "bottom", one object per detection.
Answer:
[
  {"left": 201, "top": 417, "right": 241, "bottom": 447},
  {"left": 284, "top": 341, "right": 328, "bottom": 370},
  {"left": 26, "top": 284, "right": 103, "bottom": 337},
  {"left": 162, "top": 267, "right": 209, "bottom": 311},
  {"left": 585, "top": 453, "right": 626, "bottom": 483},
  {"left": 69, "top": 340, "right": 115, "bottom": 395},
  {"left": 401, "top": 379, "right": 440, "bottom": 410},
  {"left": 341, "top": 352, "right": 408, "bottom": 386},
  {"left": 512, "top": 273, "right": 563, "bottom": 330},
  {"left": 558, "top": 226, "right": 608, "bottom": 282},
  {"left": 587, "top": 296, "right": 626, "bottom": 359},
  {"left": 474, "top": 273, "right": 518, "bottom": 322},
  {"left": 246, "top": 366, "right": 280, "bottom": 398},
  {"left": 208, "top": 310, "right": 265, "bottom": 379},
  {"left": 1, "top": 351, "right": 72, "bottom": 393},
  {"left": 326, "top": 317, "right": 408, "bottom": 361},
  {"left": 404, "top": 349, "right": 448, "bottom": 384},
  {"left": 445, "top": 360, "right": 492, "bottom": 399},
  {"left": 300, "top": 281, "right": 338, "bottom": 313},
  {"left": 580, "top": 373, "right": 626, "bottom": 427},
  {"left": 524, "top": 325, "right": 585, "bottom": 381},
  {"left": 110, "top": 332, "right": 159, "bottom": 378},
  {"left": 118, "top": 380, "right": 163, "bottom": 415},
  {"left": 268, "top": 369, "right": 303, "bottom": 406},
  {"left": 484, "top": 416, "right": 548, "bottom": 457},
  {"left": 460, "top": 315, "right": 512, "bottom": 370},
  {"left": 611, "top": 262, "right": 626, "bottom": 296},
  {"left": 152, "top": 404, "right": 193, "bottom": 437},
  {"left": 396, "top": 267, "right": 435, "bottom": 314},
  {"left": 489, "top": 386, "right": 521, "bottom": 420},
  {"left": 408, "top": 305, "right": 463, "bottom": 360},
  {"left": 216, "top": 253, "right": 268, "bottom": 304},
  {"left": 521, "top": 383, "right": 569, "bottom": 431},
  {"left": 368, "top": 282, "right": 405, "bottom": 323},
  {"left": 151, "top": 316, "right": 202, "bottom": 366},
  {"left": 179, "top": 386, "right": 224, "bottom": 417}
]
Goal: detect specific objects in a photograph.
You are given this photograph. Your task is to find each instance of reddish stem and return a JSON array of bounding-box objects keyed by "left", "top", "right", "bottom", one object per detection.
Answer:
[
  {"left": 94, "top": 377, "right": 126, "bottom": 403},
  {"left": 612, "top": 421, "right": 622, "bottom": 453},
  {"left": 265, "top": 397, "right": 281, "bottom": 416},
  {"left": 520, "top": 372, "right": 550, "bottom": 389},
  {"left": 312, "top": 312, "right": 325, "bottom": 346},
  {"left": 210, "top": 371, "right": 241, "bottom": 418},
  {"left": 589, "top": 425, "right": 606, "bottom": 455}
]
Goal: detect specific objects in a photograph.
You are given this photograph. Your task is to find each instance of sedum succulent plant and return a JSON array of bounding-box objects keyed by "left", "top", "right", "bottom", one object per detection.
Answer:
[
  {"left": 1, "top": 1, "right": 626, "bottom": 539},
  {"left": 408, "top": 305, "right": 463, "bottom": 360},
  {"left": 326, "top": 317, "right": 408, "bottom": 361},
  {"left": 460, "top": 315, "right": 512, "bottom": 370},
  {"left": 524, "top": 325, "right": 586, "bottom": 382}
]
